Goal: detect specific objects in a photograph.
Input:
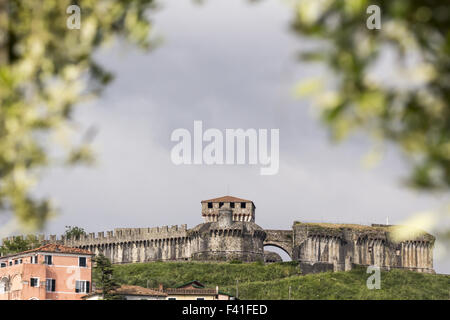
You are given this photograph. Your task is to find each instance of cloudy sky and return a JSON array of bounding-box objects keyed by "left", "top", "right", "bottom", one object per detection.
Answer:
[{"left": 34, "top": 0, "right": 448, "bottom": 272}]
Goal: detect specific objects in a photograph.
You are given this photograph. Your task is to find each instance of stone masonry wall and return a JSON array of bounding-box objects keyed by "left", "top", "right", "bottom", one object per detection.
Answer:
[
  {"left": 293, "top": 223, "right": 435, "bottom": 273},
  {"left": 1, "top": 221, "right": 435, "bottom": 274}
]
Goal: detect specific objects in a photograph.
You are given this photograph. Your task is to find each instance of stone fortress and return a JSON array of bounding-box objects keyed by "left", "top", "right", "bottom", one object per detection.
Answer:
[{"left": 6, "top": 196, "right": 435, "bottom": 273}]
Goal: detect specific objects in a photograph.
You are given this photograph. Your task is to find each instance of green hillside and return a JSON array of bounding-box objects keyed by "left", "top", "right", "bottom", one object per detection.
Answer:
[
  {"left": 113, "top": 261, "right": 449, "bottom": 300},
  {"left": 113, "top": 261, "right": 301, "bottom": 288}
]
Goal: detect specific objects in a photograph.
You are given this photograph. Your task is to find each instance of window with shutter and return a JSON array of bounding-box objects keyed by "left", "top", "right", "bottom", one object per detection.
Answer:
[{"left": 75, "top": 280, "right": 89, "bottom": 293}]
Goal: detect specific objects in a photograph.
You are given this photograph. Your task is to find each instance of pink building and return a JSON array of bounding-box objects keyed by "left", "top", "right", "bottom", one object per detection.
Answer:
[{"left": 0, "top": 244, "right": 94, "bottom": 300}]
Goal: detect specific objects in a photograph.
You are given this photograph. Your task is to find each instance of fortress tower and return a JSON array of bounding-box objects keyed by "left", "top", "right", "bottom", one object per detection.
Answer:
[
  {"left": 189, "top": 206, "right": 266, "bottom": 262},
  {"left": 201, "top": 196, "right": 255, "bottom": 222}
]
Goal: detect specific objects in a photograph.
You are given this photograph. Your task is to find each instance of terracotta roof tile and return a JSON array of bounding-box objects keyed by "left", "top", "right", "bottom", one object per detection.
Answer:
[
  {"left": 1, "top": 244, "right": 93, "bottom": 259},
  {"left": 201, "top": 196, "right": 254, "bottom": 204},
  {"left": 176, "top": 280, "right": 205, "bottom": 289},
  {"left": 163, "top": 288, "right": 218, "bottom": 295},
  {"left": 113, "top": 285, "right": 167, "bottom": 297}
]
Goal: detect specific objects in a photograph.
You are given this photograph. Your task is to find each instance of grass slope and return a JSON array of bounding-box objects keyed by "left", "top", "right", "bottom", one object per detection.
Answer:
[
  {"left": 114, "top": 261, "right": 301, "bottom": 288},
  {"left": 222, "top": 267, "right": 449, "bottom": 300},
  {"left": 113, "top": 262, "right": 449, "bottom": 300}
]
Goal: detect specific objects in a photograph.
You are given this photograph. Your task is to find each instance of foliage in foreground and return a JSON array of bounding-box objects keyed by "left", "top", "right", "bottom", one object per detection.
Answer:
[
  {"left": 0, "top": 0, "right": 156, "bottom": 230},
  {"left": 293, "top": 0, "right": 450, "bottom": 191}
]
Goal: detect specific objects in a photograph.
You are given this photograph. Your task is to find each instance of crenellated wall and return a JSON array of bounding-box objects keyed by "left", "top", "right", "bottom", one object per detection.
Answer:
[
  {"left": 1, "top": 225, "right": 191, "bottom": 264},
  {"left": 71, "top": 225, "right": 191, "bottom": 264},
  {"left": 1, "top": 217, "right": 268, "bottom": 264},
  {"left": 292, "top": 222, "right": 435, "bottom": 273},
  {"left": 0, "top": 214, "right": 435, "bottom": 274}
]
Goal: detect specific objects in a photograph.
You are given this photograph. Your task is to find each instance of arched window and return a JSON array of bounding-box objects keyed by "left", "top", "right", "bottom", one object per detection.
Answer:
[{"left": 0, "top": 278, "right": 9, "bottom": 294}]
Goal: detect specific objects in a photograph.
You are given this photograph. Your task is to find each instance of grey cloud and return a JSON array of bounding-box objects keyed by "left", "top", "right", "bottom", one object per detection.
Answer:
[{"left": 33, "top": 0, "right": 449, "bottom": 272}]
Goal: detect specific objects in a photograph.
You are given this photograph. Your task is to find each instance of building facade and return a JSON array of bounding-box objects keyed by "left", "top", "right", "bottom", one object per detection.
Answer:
[{"left": 0, "top": 244, "right": 94, "bottom": 300}]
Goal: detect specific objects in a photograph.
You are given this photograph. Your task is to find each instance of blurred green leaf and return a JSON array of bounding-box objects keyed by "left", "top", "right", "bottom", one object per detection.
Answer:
[{"left": 0, "top": 0, "right": 157, "bottom": 230}]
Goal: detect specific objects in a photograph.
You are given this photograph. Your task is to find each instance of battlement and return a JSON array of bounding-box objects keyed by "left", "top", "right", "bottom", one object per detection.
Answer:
[
  {"left": 1, "top": 224, "right": 189, "bottom": 248},
  {"left": 293, "top": 221, "right": 435, "bottom": 243}
]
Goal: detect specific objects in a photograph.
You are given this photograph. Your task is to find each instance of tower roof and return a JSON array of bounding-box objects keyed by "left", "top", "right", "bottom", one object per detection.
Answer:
[{"left": 201, "top": 196, "right": 254, "bottom": 206}]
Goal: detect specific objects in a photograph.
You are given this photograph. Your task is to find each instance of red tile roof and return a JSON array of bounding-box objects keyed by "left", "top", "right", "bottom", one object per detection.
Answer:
[
  {"left": 201, "top": 196, "right": 254, "bottom": 204},
  {"left": 113, "top": 285, "right": 167, "bottom": 297},
  {"left": 163, "top": 288, "right": 218, "bottom": 295},
  {"left": 1, "top": 244, "right": 93, "bottom": 259},
  {"left": 176, "top": 280, "right": 205, "bottom": 289},
  {"left": 83, "top": 285, "right": 168, "bottom": 299}
]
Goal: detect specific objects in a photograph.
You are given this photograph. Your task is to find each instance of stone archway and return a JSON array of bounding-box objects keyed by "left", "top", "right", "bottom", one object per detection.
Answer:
[
  {"left": 263, "top": 244, "right": 292, "bottom": 262},
  {"left": 263, "top": 229, "right": 294, "bottom": 259}
]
